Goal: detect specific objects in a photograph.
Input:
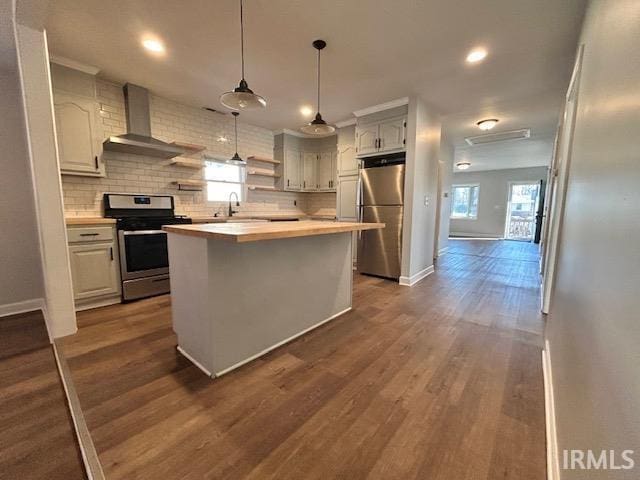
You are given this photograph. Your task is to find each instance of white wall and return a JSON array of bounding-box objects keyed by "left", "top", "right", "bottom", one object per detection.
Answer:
[
  {"left": 546, "top": 0, "right": 640, "bottom": 477},
  {"left": 0, "top": 8, "right": 44, "bottom": 309},
  {"left": 436, "top": 134, "right": 454, "bottom": 255},
  {"left": 401, "top": 96, "right": 441, "bottom": 283},
  {"left": 449, "top": 166, "right": 548, "bottom": 238}
]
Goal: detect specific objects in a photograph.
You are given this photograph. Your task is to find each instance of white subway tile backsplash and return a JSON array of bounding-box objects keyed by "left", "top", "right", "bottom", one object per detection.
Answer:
[{"left": 61, "top": 79, "right": 335, "bottom": 218}]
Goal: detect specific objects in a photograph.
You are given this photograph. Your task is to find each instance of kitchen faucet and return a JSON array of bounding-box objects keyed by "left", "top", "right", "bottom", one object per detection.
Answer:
[{"left": 228, "top": 192, "right": 240, "bottom": 217}]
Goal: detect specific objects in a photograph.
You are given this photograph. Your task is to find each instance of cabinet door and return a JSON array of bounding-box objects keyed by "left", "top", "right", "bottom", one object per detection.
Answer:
[
  {"left": 378, "top": 116, "right": 406, "bottom": 153},
  {"left": 317, "top": 151, "right": 333, "bottom": 190},
  {"left": 284, "top": 149, "right": 302, "bottom": 190},
  {"left": 331, "top": 151, "right": 338, "bottom": 191},
  {"left": 68, "top": 242, "right": 119, "bottom": 300},
  {"left": 302, "top": 152, "right": 317, "bottom": 191},
  {"left": 337, "top": 175, "right": 359, "bottom": 220},
  {"left": 356, "top": 124, "right": 379, "bottom": 156},
  {"left": 54, "top": 92, "right": 104, "bottom": 176},
  {"left": 337, "top": 145, "right": 358, "bottom": 176}
]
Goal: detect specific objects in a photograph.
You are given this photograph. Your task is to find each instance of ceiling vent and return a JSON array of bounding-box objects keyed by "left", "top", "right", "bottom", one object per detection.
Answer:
[{"left": 465, "top": 128, "right": 530, "bottom": 146}]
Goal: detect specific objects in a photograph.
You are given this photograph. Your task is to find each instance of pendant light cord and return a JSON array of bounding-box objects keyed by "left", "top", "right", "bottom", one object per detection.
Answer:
[
  {"left": 316, "top": 47, "right": 321, "bottom": 113},
  {"left": 240, "top": 0, "right": 245, "bottom": 80},
  {"left": 234, "top": 114, "right": 239, "bottom": 153}
]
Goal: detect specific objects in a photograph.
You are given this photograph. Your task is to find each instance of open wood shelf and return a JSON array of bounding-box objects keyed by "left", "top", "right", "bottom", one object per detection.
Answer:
[
  {"left": 170, "top": 141, "right": 206, "bottom": 154},
  {"left": 247, "top": 168, "right": 281, "bottom": 178},
  {"left": 172, "top": 180, "right": 206, "bottom": 191},
  {"left": 247, "top": 185, "right": 282, "bottom": 192},
  {"left": 169, "top": 158, "right": 205, "bottom": 169},
  {"left": 247, "top": 156, "right": 280, "bottom": 165}
]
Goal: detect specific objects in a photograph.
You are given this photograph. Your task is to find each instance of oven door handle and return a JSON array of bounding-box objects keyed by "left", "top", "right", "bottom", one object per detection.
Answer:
[{"left": 122, "top": 230, "right": 167, "bottom": 236}]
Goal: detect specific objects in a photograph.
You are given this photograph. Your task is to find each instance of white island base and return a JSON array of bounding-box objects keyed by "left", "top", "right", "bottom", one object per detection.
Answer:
[{"left": 167, "top": 230, "right": 355, "bottom": 377}]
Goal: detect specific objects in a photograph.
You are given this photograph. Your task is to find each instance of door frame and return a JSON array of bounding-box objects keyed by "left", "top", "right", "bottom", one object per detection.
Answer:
[
  {"left": 540, "top": 45, "right": 584, "bottom": 314},
  {"left": 503, "top": 181, "right": 542, "bottom": 242}
]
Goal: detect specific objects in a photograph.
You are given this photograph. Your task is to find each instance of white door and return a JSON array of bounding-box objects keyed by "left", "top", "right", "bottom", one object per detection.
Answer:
[
  {"left": 337, "top": 176, "right": 359, "bottom": 220},
  {"left": 68, "top": 242, "right": 119, "bottom": 300},
  {"left": 541, "top": 45, "right": 583, "bottom": 313},
  {"left": 284, "top": 149, "right": 301, "bottom": 190},
  {"left": 337, "top": 145, "right": 358, "bottom": 176},
  {"left": 504, "top": 183, "right": 540, "bottom": 241},
  {"left": 54, "top": 92, "right": 104, "bottom": 175},
  {"left": 302, "top": 152, "right": 317, "bottom": 190},
  {"left": 356, "top": 124, "right": 378, "bottom": 156},
  {"left": 378, "top": 116, "right": 406, "bottom": 153},
  {"left": 317, "top": 151, "right": 333, "bottom": 190}
]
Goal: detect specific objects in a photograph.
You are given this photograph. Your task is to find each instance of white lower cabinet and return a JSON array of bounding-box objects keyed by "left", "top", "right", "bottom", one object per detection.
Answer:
[{"left": 67, "top": 224, "right": 121, "bottom": 310}]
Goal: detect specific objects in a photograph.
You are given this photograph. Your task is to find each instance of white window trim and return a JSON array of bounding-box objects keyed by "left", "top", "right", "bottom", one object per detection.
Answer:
[
  {"left": 204, "top": 157, "right": 246, "bottom": 202},
  {"left": 450, "top": 183, "right": 480, "bottom": 220}
]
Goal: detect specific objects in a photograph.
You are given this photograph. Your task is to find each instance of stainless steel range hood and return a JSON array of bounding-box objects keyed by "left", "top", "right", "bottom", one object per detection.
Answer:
[{"left": 103, "top": 84, "right": 184, "bottom": 159}]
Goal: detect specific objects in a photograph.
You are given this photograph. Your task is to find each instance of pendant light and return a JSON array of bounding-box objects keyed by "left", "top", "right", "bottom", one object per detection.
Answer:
[
  {"left": 220, "top": 0, "right": 266, "bottom": 110},
  {"left": 226, "top": 111, "right": 246, "bottom": 165},
  {"left": 300, "top": 40, "right": 335, "bottom": 135}
]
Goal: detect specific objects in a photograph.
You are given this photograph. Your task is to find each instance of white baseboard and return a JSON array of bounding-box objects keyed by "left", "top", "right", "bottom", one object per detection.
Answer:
[
  {"left": 177, "top": 346, "right": 214, "bottom": 378},
  {"left": 399, "top": 265, "right": 435, "bottom": 286},
  {"left": 438, "top": 246, "right": 449, "bottom": 257},
  {"left": 450, "top": 232, "right": 502, "bottom": 239},
  {"left": 542, "top": 339, "right": 560, "bottom": 480},
  {"left": 0, "top": 298, "right": 45, "bottom": 318}
]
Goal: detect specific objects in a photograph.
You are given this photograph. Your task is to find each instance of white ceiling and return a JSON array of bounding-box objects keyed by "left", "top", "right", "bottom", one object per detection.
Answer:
[{"left": 44, "top": 0, "right": 586, "bottom": 170}]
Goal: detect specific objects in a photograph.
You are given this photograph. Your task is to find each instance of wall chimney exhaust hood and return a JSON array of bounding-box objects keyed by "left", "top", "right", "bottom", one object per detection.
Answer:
[{"left": 103, "top": 84, "right": 185, "bottom": 159}]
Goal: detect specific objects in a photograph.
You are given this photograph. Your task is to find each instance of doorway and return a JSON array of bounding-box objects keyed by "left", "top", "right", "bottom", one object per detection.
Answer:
[{"left": 504, "top": 182, "right": 540, "bottom": 241}]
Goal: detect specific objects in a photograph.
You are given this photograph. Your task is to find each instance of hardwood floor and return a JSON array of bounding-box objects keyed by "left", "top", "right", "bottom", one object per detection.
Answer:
[
  {"left": 61, "top": 239, "right": 546, "bottom": 479},
  {"left": 0, "top": 311, "right": 86, "bottom": 480}
]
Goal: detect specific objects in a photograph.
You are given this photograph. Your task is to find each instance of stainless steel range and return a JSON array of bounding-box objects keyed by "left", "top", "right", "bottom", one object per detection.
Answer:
[{"left": 104, "top": 193, "right": 192, "bottom": 301}]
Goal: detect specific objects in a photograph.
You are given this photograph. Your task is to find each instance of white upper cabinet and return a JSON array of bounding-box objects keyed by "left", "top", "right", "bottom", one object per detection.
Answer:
[
  {"left": 355, "top": 124, "right": 379, "bottom": 156},
  {"left": 302, "top": 152, "right": 317, "bottom": 190},
  {"left": 337, "top": 145, "right": 358, "bottom": 177},
  {"left": 284, "top": 149, "right": 302, "bottom": 190},
  {"left": 317, "top": 151, "right": 335, "bottom": 190},
  {"left": 378, "top": 117, "right": 406, "bottom": 152},
  {"left": 356, "top": 115, "right": 407, "bottom": 157},
  {"left": 54, "top": 91, "right": 105, "bottom": 176}
]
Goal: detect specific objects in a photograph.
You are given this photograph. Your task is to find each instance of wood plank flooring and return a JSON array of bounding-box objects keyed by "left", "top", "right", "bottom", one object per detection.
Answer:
[
  {"left": 61, "top": 239, "right": 546, "bottom": 479},
  {"left": 0, "top": 311, "right": 86, "bottom": 480}
]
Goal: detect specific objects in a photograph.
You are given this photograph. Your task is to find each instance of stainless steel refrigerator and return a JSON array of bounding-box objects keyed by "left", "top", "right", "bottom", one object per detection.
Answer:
[{"left": 358, "top": 156, "right": 405, "bottom": 279}]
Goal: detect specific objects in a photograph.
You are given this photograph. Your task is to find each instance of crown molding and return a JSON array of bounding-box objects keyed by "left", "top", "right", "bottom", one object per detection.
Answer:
[
  {"left": 353, "top": 97, "right": 409, "bottom": 118},
  {"left": 49, "top": 55, "right": 100, "bottom": 75},
  {"left": 273, "top": 128, "right": 336, "bottom": 139},
  {"left": 335, "top": 118, "right": 356, "bottom": 128}
]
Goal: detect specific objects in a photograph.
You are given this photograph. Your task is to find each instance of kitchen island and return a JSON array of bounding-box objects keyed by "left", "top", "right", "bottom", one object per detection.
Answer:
[{"left": 163, "top": 220, "right": 384, "bottom": 377}]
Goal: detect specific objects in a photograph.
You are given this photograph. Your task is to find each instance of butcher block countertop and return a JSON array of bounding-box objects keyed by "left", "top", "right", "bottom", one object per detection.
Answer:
[
  {"left": 163, "top": 220, "right": 384, "bottom": 243},
  {"left": 65, "top": 217, "right": 116, "bottom": 225},
  {"left": 191, "top": 213, "right": 307, "bottom": 223}
]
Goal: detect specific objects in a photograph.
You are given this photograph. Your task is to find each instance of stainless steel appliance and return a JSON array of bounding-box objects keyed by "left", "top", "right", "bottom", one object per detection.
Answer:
[
  {"left": 104, "top": 193, "right": 191, "bottom": 301},
  {"left": 357, "top": 154, "right": 405, "bottom": 279}
]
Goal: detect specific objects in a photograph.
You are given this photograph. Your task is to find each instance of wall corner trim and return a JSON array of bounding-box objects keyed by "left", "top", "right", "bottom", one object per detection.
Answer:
[
  {"left": 543, "top": 339, "right": 560, "bottom": 480},
  {"left": 437, "top": 247, "right": 449, "bottom": 257},
  {"left": 399, "top": 265, "right": 434, "bottom": 287}
]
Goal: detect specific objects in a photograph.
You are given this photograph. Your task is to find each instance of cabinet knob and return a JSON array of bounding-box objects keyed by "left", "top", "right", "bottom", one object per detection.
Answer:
[{"left": 94, "top": 156, "right": 99, "bottom": 170}]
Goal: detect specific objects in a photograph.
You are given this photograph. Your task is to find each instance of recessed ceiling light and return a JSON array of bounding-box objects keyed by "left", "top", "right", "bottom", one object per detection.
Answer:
[
  {"left": 466, "top": 48, "right": 487, "bottom": 64},
  {"left": 300, "top": 105, "right": 313, "bottom": 117},
  {"left": 476, "top": 118, "right": 499, "bottom": 130},
  {"left": 142, "top": 38, "right": 165, "bottom": 55},
  {"left": 456, "top": 161, "right": 471, "bottom": 170}
]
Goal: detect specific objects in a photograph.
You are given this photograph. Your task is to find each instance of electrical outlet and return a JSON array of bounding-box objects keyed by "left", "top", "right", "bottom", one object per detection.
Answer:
[{"left": 424, "top": 195, "right": 429, "bottom": 206}]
